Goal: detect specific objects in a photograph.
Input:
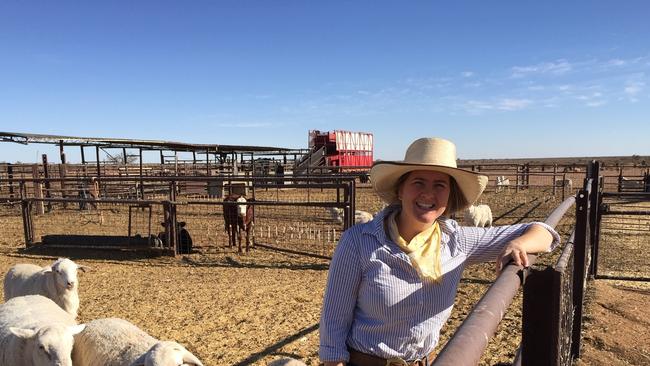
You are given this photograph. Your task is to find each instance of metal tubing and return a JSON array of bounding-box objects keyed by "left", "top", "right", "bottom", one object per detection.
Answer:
[{"left": 432, "top": 195, "right": 576, "bottom": 366}]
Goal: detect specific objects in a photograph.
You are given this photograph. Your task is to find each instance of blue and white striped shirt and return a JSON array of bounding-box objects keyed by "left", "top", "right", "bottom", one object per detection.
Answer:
[{"left": 319, "top": 207, "right": 560, "bottom": 363}]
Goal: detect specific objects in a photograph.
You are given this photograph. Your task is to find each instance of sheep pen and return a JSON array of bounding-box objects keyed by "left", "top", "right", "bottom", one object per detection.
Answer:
[{"left": 0, "top": 185, "right": 648, "bottom": 365}]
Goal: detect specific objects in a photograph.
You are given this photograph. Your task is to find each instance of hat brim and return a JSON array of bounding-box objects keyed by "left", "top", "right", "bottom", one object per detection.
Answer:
[{"left": 370, "top": 161, "right": 488, "bottom": 209}]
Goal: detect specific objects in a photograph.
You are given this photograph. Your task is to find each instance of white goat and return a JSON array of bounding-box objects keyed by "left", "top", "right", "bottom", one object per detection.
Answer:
[
  {"left": 495, "top": 176, "right": 510, "bottom": 192},
  {"left": 0, "top": 295, "right": 86, "bottom": 366},
  {"left": 326, "top": 207, "right": 374, "bottom": 225},
  {"left": 267, "top": 358, "right": 308, "bottom": 366},
  {"left": 3, "top": 258, "right": 89, "bottom": 318},
  {"left": 463, "top": 204, "right": 493, "bottom": 227},
  {"left": 72, "top": 317, "right": 203, "bottom": 366}
]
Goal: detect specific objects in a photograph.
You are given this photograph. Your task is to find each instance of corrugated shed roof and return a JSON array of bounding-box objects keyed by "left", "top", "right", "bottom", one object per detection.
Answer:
[{"left": 0, "top": 131, "right": 295, "bottom": 153}]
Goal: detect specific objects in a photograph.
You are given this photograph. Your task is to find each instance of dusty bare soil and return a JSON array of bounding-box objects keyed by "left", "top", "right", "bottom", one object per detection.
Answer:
[
  {"left": 0, "top": 185, "right": 647, "bottom": 365},
  {"left": 577, "top": 280, "right": 650, "bottom": 366}
]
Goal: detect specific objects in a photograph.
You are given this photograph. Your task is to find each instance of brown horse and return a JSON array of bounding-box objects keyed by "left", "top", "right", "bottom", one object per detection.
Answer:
[{"left": 223, "top": 194, "right": 254, "bottom": 253}]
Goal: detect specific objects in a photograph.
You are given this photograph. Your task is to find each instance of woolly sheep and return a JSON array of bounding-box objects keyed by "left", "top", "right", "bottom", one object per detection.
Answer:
[
  {"left": 326, "top": 207, "right": 374, "bottom": 225},
  {"left": 267, "top": 358, "right": 308, "bottom": 366},
  {"left": 3, "top": 258, "right": 89, "bottom": 318},
  {"left": 463, "top": 204, "right": 493, "bottom": 227},
  {"left": 0, "top": 295, "right": 85, "bottom": 366},
  {"left": 72, "top": 317, "right": 203, "bottom": 366},
  {"left": 495, "top": 176, "right": 510, "bottom": 192}
]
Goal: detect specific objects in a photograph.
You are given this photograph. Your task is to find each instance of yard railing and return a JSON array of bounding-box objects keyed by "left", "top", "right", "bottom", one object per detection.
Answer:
[
  {"left": 432, "top": 195, "right": 577, "bottom": 366},
  {"left": 18, "top": 176, "right": 359, "bottom": 256},
  {"left": 433, "top": 160, "right": 604, "bottom": 366}
]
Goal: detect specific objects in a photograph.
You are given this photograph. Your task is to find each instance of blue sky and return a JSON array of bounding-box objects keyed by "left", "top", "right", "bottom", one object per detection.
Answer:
[{"left": 1, "top": 1, "right": 649, "bottom": 163}]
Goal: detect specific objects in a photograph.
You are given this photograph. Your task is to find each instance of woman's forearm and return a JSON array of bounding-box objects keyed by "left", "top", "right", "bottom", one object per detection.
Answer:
[
  {"left": 496, "top": 223, "right": 554, "bottom": 272},
  {"left": 514, "top": 223, "right": 554, "bottom": 253}
]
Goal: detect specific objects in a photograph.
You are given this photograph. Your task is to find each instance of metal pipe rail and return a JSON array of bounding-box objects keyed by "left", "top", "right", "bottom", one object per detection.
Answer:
[
  {"left": 23, "top": 197, "right": 352, "bottom": 208},
  {"left": 0, "top": 175, "right": 359, "bottom": 183},
  {"left": 432, "top": 195, "right": 576, "bottom": 366}
]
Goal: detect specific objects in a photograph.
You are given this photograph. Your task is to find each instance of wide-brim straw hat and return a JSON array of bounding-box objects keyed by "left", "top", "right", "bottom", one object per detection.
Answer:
[{"left": 370, "top": 137, "right": 488, "bottom": 208}]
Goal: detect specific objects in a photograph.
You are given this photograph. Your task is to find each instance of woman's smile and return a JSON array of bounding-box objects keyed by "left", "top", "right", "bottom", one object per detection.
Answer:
[{"left": 397, "top": 170, "right": 451, "bottom": 238}]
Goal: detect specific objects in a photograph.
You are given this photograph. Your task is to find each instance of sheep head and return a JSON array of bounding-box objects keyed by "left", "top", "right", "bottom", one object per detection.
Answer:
[
  {"left": 131, "top": 341, "right": 204, "bottom": 366},
  {"left": 46, "top": 258, "right": 88, "bottom": 291},
  {"left": 10, "top": 323, "right": 85, "bottom": 366}
]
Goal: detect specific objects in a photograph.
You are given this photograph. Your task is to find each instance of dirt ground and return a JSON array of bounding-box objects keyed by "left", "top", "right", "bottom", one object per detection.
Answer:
[
  {"left": 577, "top": 280, "right": 650, "bottom": 366},
  {"left": 0, "top": 187, "right": 648, "bottom": 365}
]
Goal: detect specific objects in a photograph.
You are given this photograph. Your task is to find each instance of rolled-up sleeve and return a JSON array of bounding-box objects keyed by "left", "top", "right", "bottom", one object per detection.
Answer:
[
  {"left": 455, "top": 221, "right": 561, "bottom": 265},
  {"left": 319, "top": 230, "right": 363, "bottom": 362}
]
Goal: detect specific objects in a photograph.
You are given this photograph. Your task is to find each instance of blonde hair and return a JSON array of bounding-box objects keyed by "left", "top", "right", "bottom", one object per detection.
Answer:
[{"left": 444, "top": 178, "right": 469, "bottom": 216}]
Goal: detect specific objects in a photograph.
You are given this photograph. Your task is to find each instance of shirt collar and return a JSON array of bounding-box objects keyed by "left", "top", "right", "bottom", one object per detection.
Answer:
[{"left": 362, "top": 204, "right": 457, "bottom": 242}]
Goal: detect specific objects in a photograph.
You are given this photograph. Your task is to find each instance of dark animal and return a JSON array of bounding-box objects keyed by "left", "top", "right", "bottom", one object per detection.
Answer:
[
  {"left": 177, "top": 221, "right": 193, "bottom": 254},
  {"left": 359, "top": 174, "right": 370, "bottom": 184},
  {"left": 157, "top": 221, "right": 193, "bottom": 254},
  {"left": 223, "top": 194, "right": 255, "bottom": 253}
]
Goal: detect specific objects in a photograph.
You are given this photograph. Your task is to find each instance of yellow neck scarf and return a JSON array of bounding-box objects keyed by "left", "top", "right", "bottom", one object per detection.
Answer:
[{"left": 387, "top": 210, "right": 443, "bottom": 282}]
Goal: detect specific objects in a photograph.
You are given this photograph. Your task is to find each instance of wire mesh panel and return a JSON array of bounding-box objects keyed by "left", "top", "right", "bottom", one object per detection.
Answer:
[
  {"left": 27, "top": 199, "right": 167, "bottom": 250},
  {"left": 598, "top": 198, "right": 650, "bottom": 280}
]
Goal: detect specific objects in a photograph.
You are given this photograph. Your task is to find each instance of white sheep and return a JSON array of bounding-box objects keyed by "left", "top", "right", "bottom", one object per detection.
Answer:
[
  {"left": 267, "top": 358, "right": 308, "bottom": 366},
  {"left": 3, "top": 258, "right": 89, "bottom": 318},
  {"left": 495, "top": 176, "right": 510, "bottom": 192},
  {"left": 463, "top": 204, "right": 493, "bottom": 227},
  {"left": 0, "top": 294, "right": 86, "bottom": 366},
  {"left": 326, "top": 207, "right": 374, "bottom": 225},
  {"left": 72, "top": 317, "right": 204, "bottom": 366}
]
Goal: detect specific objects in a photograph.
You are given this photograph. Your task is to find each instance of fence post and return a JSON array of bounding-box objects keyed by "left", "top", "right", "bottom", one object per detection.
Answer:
[
  {"left": 571, "top": 188, "right": 590, "bottom": 359},
  {"left": 7, "top": 163, "right": 14, "bottom": 199},
  {"left": 21, "top": 200, "right": 34, "bottom": 247},
  {"left": 553, "top": 165, "right": 557, "bottom": 195},
  {"left": 31, "top": 165, "right": 45, "bottom": 215},
  {"left": 42, "top": 154, "right": 52, "bottom": 212},
  {"left": 588, "top": 161, "right": 601, "bottom": 277},
  {"left": 59, "top": 147, "right": 68, "bottom": 208},
  {"left": 522, "top": 267, "right": 557, "bottom": 365}
]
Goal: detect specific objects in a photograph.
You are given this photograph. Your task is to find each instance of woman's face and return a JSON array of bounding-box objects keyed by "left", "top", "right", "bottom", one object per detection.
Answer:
[{"left": 397, "top": 170, "right": 451, "bottom": 233}]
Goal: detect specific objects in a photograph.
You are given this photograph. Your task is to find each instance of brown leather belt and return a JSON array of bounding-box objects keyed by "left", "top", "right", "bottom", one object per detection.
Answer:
[{"left": 348, "top": 349, "right": 433, "bottom": 366}]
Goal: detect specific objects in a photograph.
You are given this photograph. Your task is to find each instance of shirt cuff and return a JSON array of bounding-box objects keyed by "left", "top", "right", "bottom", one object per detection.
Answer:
[
  {"left": 319, "top": 345, "right": 349, "bottom": 363},
  {"left": 530, "top": 222, "right": 562, "bottom": 251}
]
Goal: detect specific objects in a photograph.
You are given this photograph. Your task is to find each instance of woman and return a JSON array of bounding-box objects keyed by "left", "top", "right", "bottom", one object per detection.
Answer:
[{"left": 319, "top": 137, "right": 560, "bottom": 366}]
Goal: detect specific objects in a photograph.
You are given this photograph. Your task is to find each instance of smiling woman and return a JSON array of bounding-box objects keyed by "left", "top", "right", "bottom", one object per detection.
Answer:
[{"left": 318, "top": 137, "right": 561, "bottom": 366}]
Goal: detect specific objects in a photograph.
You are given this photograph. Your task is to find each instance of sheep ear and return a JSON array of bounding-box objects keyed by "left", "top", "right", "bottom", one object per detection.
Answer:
[
  {"left": 78, "top": 265, "right": 91, "bottom": 273},
  {"left": 130, "top": 354, "right": 146, "bottom": 366},
  {"left": 42, "top": 266, "right": 53, "bottom": 274},
  {"left": 69, "top": 324, "right": 86, "bottom": 335},
  {"left": 183, "top": 351, "right": 204, "bottom": 366},
  {"left": 10, "top": 327, "right": 37, "bottom": 339}
]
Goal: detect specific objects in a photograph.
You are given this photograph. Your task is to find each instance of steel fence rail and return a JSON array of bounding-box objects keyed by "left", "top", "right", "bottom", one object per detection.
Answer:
[{"left": 432, "top": 195, "right": 576, "bottom": 366}]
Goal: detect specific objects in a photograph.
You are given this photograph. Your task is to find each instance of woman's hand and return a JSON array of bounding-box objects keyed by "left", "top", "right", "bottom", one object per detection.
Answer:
[
  {"left": 496, "top": 240, "right": 529, "bottom": 274},
  {"left": 495, "top": 224, "right": 554, "bottom": 274},
  {"left": 323, "top": 362, "right": 345, "bottom": 366}
]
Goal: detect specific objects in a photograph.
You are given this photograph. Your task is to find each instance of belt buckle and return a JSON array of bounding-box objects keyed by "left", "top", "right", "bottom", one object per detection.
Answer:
[{"left": 386, "top": 358, "right": 409, "bottom": 366}]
